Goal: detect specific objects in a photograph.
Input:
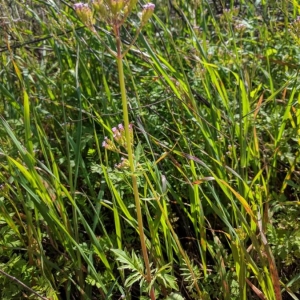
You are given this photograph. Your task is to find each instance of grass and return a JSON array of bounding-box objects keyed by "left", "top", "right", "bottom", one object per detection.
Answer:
[{"left": 0, "top": 0, "right": 300, "bottom": 299}]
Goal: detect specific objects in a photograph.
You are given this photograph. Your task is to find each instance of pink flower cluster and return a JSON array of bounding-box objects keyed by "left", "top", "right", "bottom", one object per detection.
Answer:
[
  {"left": 102, "top": 123, "right": 133, "bottom": 151},
  {"left": 102, "top": 123, "right": 134, "bottom": 169},
  {"left": 112, "top": 124, "right": 125, "bottom": 145},
  {"left": 74, "top": 2, "right": 89, "bottom": 10},
  {"left": 115, "top": 157, "right": 130, "bottom": 169}
]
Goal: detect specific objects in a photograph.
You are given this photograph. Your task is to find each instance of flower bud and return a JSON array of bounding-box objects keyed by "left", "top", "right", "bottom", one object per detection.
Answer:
[
  {"left": 92, "top": 0, "right": 109, "bottom": 20},
  {"left": 74, "top": 2, "right": 95, "bottom": 27},
  {"left": 124, "top": 0, "right": 138, "bottom": 15},
  {"left": 116, "top": 157, "right": 130, "bottom": 169},
  {"left": 141, "top": 3, "right": 155, "bottom": 25},
  {"left": 107, "top": 0, "right": 125, "bottom": 15},
  {"left": 102, "top": 137, "right": 117, "bottom": 151}
]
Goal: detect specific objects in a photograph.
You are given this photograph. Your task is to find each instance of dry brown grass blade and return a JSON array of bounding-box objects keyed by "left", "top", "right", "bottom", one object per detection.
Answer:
[{"left": 246, "top": 278, "right": 266, "bottom": 300}]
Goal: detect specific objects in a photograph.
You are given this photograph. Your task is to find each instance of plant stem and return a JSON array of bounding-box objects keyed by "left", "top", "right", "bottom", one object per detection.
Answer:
[
  {"left": 115, "top": 25, "right": 155, "bottom": 299},
  {"left": 0, "top": 269, "right": 48, "bottom": 300}
]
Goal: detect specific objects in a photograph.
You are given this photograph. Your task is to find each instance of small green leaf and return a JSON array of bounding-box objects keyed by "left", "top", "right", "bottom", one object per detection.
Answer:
[{"left": 165, "top": 292, "right": 185, "bottom": 300}]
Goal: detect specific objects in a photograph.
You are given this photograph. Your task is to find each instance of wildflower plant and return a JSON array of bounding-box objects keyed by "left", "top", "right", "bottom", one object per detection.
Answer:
[{"left": 74, "top": 1, "right": 156, "bottom": 298}]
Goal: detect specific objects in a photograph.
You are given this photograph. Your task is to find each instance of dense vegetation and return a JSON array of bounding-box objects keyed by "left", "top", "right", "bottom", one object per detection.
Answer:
[{"left": 0, "top": 0, "right": 300, "bottom": 299}]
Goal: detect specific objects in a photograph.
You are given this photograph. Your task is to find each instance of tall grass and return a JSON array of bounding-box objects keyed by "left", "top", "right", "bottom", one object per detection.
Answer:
[{"left": 0, "top": 0, "right": 299, "bottom": 299}]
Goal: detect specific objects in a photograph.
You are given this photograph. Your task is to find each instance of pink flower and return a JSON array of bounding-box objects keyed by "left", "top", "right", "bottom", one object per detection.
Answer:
[
  {"left": 141, "top": 2, "right": 155, "bottom": 25},
  {"left": 143, "top": 3, "right": 155, "bottom": 10},
  {"left": 74, "top": 2, "right": 88, "bottom": 10}
]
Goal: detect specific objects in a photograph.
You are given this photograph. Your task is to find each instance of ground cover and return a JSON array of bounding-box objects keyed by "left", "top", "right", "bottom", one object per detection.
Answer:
[{"left": 0, "top": 0, "right": 300, "bottom": 299}]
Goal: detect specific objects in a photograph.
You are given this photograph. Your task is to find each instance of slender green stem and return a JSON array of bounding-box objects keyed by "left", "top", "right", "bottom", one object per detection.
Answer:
[
  {"left": 114, "top": 25, "right": 155, "bottom": 299},
  {"left": 121, "top": 26, "right": 143, "bottom": 58},
  {"left": 74, "top": 44, "right": 85, "bottom": 299}
]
